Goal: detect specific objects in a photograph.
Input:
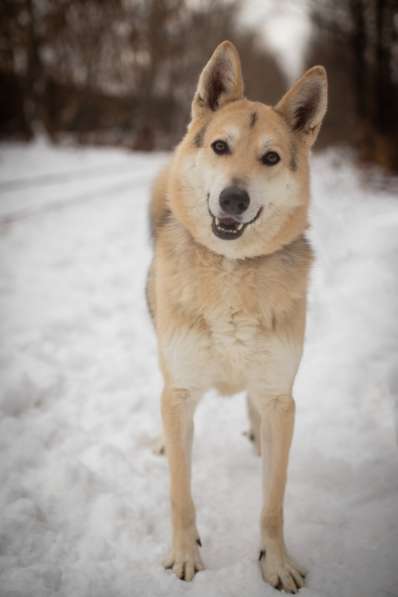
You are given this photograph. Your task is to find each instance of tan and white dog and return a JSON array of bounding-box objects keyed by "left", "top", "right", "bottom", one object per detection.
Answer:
[{"left": 146, "top": 41, "right": 327, "bottom": 593}]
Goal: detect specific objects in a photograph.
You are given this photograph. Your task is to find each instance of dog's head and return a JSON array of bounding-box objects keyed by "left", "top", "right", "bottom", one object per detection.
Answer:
[{"left": 168, "top": 41, "right": 327, "bottom": 259}]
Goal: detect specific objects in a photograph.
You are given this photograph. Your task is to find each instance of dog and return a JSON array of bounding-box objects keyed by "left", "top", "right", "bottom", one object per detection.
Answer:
[{"left": 146, "top": 40, "right": 327, "bottom": 593}]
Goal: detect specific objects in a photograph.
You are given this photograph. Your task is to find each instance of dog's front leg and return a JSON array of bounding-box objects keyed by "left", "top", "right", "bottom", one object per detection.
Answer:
[
  {"left": 161, "top": 386, "right": 203, "bottom": 581},
  {"left": 256, "top": 394, "right": 306, "bottom": 593}
]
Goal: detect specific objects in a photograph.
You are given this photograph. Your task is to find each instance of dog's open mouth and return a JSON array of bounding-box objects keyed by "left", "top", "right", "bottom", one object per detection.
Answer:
[
  {"left": 208, "top": 204, "right": 263, "bottom": 240},
  {"left": 212, "top": 216, "right": 245, "bottom": 239}
]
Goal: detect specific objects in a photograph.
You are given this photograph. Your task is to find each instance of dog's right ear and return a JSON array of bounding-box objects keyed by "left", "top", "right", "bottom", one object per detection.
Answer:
[
  {"left": 191, "top": 41, "right": 244, "bottom": 120},
  {"left": 275, "top": 66, "right": 328, "bottom": 146}
]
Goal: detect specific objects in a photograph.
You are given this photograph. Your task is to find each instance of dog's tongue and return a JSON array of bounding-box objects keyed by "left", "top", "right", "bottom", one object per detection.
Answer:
[{"left": 219, "top": 217, "right": 238, "bottom": 228}]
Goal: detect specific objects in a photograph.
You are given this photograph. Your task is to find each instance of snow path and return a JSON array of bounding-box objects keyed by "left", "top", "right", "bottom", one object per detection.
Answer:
[{"left": 0, "top": 142, "right": 397, "bottom": 597}]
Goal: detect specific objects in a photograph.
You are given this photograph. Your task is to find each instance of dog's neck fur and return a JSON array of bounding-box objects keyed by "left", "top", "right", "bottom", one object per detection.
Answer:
[
  {"left": 159, "top": 205, "right": 310, "bottom": 268},
  {"left": 154, "top": 207, "right": 312, "bottom": 332}
]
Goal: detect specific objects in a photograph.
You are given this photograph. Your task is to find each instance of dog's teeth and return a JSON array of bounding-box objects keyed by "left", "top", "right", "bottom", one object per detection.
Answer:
[
  {"left": 215, "top": 218, "right": 220, "bottom": 226},
  {"left": 237, "top": 223, "right": 244, "bottom": 230}
]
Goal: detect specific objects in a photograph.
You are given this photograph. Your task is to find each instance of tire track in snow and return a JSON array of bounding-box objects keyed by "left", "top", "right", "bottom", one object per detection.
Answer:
[
  {"left": 0, "top": 169, "right": 156, "bottom": 225},
  {"left": 0, "top": 161, "right": 135, "bottom": 191}
]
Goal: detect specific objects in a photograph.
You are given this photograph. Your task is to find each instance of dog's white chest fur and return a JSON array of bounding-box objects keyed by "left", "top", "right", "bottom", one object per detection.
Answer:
[
  {"left": 162, "top": 273, "right": 262, "bottom": 392},
  {"left": 208, "top": 304, "right": 259, "bottom": 360},
  {"left": 207, "top": 259, "right": 259, "bottom": 366},
  {"left": 160, "top": 247, "right": 308, "bottom": 395},
  {"left": 207, "top": 306, "right": 261, "bottom": 392}
]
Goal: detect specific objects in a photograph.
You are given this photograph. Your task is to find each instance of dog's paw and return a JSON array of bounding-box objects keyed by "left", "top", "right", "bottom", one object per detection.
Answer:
[
  {"left": 259, "top": 548, "right": 306, "bottom": 593},
  {"left": 163, "top": 537, "right": 204, "bottom": 581},
  {"left": 243, "top": 429, "right": 261, "bottom": 456},
  {"left": 152, "top": 435, "right": 166, "bottom": 456}
]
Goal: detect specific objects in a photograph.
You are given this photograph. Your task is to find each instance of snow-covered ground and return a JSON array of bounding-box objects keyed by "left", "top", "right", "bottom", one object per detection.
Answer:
[{"left": 0, "top": 140, "right": 397, "bottom": 597}]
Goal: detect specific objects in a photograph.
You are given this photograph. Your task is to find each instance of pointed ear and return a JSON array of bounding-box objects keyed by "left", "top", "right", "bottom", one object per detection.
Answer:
[
  {"left": 191, "top": 41, "right": 244, "bottom": 119},
  {"left": 275, "top": 66, "right": 328, "bottom": 145}
]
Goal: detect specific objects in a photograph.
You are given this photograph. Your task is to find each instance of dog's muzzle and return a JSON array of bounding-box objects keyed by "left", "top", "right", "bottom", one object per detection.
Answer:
[{"left": 207, "top": 188, "right": 263, "bottom": 240}]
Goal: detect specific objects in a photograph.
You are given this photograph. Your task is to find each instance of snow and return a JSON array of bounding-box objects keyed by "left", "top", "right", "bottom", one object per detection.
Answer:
[{"left": 0, "top": 140, "right": 397, "bottom": 597}]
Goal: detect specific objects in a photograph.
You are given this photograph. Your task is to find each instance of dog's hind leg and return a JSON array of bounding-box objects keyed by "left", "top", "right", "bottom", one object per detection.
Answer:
[
  {"left": 161, "top": 385, "right": 204, "bottom": 581},
  {"left": 245, "top": 394, "right": 261, "bottom": 455},
  {"left": 152, "top": 434, "right": 166, "bottom": 455}
]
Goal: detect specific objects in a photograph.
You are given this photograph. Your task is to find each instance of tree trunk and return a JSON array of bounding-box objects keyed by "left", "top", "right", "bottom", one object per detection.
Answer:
[{"left": 349, "top": 0, "right": 367, "bottom": 121}]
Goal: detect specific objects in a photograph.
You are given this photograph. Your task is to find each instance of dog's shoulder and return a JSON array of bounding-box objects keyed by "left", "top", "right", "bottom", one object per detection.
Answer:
[
  {"left": 252, "top": 235, "right": 313, "bottom": 327},
  {"left": 149, "top": 162, "right": 173, "bottom": 242},
  {"left": 269, "top": 235, "right": 313, "bottom": 273}
]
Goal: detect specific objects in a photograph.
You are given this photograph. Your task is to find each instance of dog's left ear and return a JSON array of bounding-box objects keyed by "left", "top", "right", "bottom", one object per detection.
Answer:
[
  {"left": 191, "top": 41, "right": 244, "bottom": 119},
  {"left": 275, "top": 66, "right": 328, "bottom": 146}
]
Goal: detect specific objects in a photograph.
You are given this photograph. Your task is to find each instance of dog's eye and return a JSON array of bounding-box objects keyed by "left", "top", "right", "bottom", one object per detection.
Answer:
[
  {"left": 212, "top": 140, "right": 230, "bottom": 155},
  {"left": 261, "top": 151, "right": 280, "bottom": 166}
]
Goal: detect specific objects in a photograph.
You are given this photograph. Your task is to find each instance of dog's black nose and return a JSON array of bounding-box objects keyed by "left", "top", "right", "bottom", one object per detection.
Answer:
[{"left": 219, "top": 186, "right": 250, "bottom": 215}]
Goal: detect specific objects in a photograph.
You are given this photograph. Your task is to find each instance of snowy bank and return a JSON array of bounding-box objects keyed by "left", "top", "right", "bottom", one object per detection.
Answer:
[{"left": 0, "top": 141, "right": 397, "bottom": 597}]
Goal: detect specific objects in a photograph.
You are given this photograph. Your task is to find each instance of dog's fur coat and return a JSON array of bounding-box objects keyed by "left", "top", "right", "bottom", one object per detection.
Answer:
[{"left": 146, "top": 41, "right": 327, "bottom": 592}]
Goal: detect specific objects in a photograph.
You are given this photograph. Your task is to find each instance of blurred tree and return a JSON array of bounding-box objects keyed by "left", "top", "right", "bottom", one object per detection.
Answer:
[
  {"left": 306, "top": 0, "right": 398, "bottom": 172},
  {"left": 0, "top": 0, "right": 37, "bottom": 139},
  {"left": 0, "top": 0, "right": 286, "bottom": 149},
  {"left": 129, "top": 0, "right": 287, "bottom": 148}
]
